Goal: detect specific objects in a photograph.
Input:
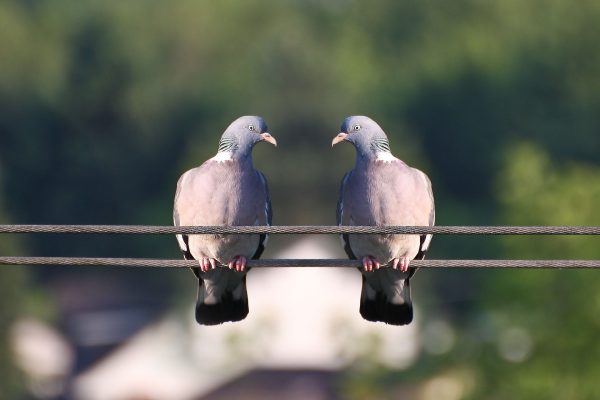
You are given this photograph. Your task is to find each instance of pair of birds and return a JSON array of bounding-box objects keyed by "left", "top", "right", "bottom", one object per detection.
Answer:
[{"left": 173, "top": 115, "right": 435, "bottom": 326}]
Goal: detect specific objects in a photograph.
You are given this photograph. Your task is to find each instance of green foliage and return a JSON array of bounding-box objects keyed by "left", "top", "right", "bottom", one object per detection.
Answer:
[
  {"left": 469, "top": 142, "right": 600, "bottom": 399},
  {"left": 0, "top": 172, "right": 28, "bottom": 399},
  {"left": 499, "top": 142, "right": 600, "bottom": 258}
]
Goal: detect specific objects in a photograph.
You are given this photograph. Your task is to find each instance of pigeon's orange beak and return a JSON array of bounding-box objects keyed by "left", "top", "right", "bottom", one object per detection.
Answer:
[
  {"left": 260, "top": 133, "right": 277, "bottom": 147},
  {"left": 331, "top": 132, "right": 348, "bottom": 147}
]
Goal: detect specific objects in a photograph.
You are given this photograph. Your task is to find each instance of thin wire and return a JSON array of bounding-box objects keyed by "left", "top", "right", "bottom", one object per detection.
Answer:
[
  {"left": 0, "top": 257, "right": 598, "bottom": 269},
  {"left": 0, "top": 225, "right": 599, "bottom": 235}
]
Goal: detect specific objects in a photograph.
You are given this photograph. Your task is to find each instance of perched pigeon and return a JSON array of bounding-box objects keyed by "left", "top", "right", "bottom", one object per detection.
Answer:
[
  {"left": 173, "top": 116, "right": 276, "bottom": 325},
  {"left": 332, "top": 116, "right": 435, "bottom": 325}
]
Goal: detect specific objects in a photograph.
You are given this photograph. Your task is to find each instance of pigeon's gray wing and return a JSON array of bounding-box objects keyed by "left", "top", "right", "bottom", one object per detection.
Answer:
[
  {"left": 414, "top": 169, "right": 435, "bottom": 261},
  {"left": 173, "top": 173, "right": 193, "bottom": 261},
  {"left": 251, "top": 171, "right": 272, "bottom": 260},
  {"left": 173, "top": 162, "right": 256, "bottom": 325},
  {"left": 174, "top": 162, "right": 267, "bottom": 260},
  {"left": 344, "top": 162, "right": 434, "bottom": 326},
  {"left": 336, "top": 171, "right": 356, "bottom": 259},
  {"left": 346, "top": 162, "right": 434, "bottom": 260}
]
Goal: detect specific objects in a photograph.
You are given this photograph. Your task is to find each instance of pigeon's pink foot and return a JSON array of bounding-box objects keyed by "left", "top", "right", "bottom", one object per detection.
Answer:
[
  {"left": 391, "top": 257, "right": 410, "bottom": 273},
  {"left": 228, "top": 255, "right": 247, "bottom": 272},
  {"left": 199, "top": 257, "right": 217, "bottom": 273},
  {"left": 361, "top": 255, "right": 381, "bottom": 272}
]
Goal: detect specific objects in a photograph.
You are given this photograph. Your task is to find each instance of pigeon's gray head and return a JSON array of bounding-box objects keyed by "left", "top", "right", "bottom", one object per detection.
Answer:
[
  {"left": 332, "top": 116, "right": 391, "bottom": 158},
  {"left": 217, "top": 116, "right": 276, "bottom": 159}
]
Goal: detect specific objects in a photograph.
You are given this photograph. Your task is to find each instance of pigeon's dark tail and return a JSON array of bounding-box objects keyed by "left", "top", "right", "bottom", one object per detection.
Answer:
[
  {"left": 195, "top": 276, "right": 249, "bottom": 325},
  {"left": 359, "top": 275, "right": 413, "bottom": 326}
]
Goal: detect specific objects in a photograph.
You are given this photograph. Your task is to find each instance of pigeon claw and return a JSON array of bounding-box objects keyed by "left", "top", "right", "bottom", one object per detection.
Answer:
[
  {"left": 199, "top": 257, "right": 217, "bottom": 273},
  {"left": 362, "top": 255, "right": 381, "bottom": 272},
  {"left": 392, "top": 257, "right": 410, "bottom": 273},
  {"left": 228, "top": 255, "right": 247, "bottom": 272}
]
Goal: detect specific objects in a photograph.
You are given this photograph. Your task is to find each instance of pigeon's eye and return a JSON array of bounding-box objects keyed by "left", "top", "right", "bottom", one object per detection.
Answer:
[
  {"left": 353, "top": 124, "right": 361, "bottom": 131},
  {"left": 248, "top": 125, "right": 256, "bottom": 131}
]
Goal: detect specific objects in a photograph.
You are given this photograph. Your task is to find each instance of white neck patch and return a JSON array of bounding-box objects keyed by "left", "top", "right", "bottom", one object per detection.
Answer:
[
  {"left": 212, "top": 152, "right": 233, "bottom": 163},
  {"left": 375, "top": 152, "right": 397, "bottom": 163}
]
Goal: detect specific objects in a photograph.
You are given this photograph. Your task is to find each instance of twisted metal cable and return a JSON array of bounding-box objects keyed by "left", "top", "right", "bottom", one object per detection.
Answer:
[
  {"left": 0, "top": 257, "right": 598, "bottom": 269},
  {"left": 1, "top": 225, "right": 597, "bottom": 269},
  {"left": 0, "top": 225, "right": 599, "bottom": 235}
]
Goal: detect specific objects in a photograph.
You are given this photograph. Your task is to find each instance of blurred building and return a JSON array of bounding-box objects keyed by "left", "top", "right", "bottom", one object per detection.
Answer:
[{"left": 13, "top": 237, "right": 421, "bottom": 399}]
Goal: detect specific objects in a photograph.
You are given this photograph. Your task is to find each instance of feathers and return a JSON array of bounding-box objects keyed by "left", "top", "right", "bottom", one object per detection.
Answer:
[
  {"left": 370, "top": 137, "right": 391, "bottom": 153},
  {"left": 174, "top": 116, "right": 275, "bottom": 325},
  {"left": 333, "top": 116, "right": 435, "bottom": 325},
  {"left": 360, "top": 273, "right": 413, "bottom": 325},
  {"left": 195, "top": 272, "right": 249, "bottom": 325},
  {"left": 217, "top": 136, "right": 238, "bottom": 153}
]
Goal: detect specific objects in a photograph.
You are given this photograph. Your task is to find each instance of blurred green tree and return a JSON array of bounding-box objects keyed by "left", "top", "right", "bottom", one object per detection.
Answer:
[
  {"left": 0, "top": 170, "right": 28, "bottom": 399},
  {"left": 470, "top": 142, "right": 600, "bottom": 399}
]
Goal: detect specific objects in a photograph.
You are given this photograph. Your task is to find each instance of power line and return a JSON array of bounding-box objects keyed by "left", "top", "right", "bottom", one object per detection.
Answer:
[
  {"left": 1, "top": 225, "right": 597, "bottom": 268},
  {"left": 0, "top": 257, "right": 598, "bottom": 269},
  {"left": 0, "top": 225, "right": 599, "bottom": 235}
]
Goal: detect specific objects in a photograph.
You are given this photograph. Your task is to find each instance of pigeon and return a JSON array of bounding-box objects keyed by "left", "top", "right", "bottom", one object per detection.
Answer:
[
  {"left": 173, "top": 116, "right": 276, "bottom": 325},
  {"left": 332, "top": 116, "right": 435, "bottom": 325}
]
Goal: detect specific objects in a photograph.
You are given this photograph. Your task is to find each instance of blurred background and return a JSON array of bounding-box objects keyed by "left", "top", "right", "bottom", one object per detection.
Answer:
[{"left": 1, "top": 0, "right": 599, "bottom": 399}]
